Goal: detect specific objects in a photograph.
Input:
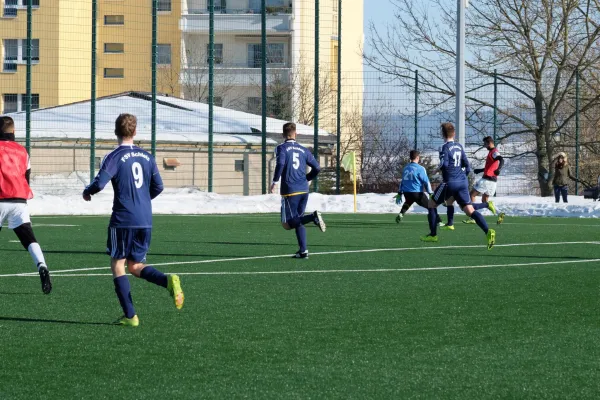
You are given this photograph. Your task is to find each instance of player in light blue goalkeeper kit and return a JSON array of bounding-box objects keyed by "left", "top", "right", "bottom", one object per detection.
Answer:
[
  {"left": 83, "top": 113, "right": 184, "bottom": 327},
  {"left": 395, "top": 150, "right": 442, "bottom": 226}
]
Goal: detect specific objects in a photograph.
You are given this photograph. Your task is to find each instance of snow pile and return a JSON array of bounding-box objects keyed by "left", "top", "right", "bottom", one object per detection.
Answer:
[{"left": 26, "top": 188, "right": 600, "bottom": 218}]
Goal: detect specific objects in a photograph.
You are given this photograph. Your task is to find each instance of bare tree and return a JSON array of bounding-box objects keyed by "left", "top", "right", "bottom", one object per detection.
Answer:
[{"left": 364, "top": 0, "right": 600, "bottom": 196}]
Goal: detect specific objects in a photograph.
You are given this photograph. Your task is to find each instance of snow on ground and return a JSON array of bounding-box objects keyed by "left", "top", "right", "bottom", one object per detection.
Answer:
[{"left": 27, "top": 187, "right": 600, "bottom": 218}]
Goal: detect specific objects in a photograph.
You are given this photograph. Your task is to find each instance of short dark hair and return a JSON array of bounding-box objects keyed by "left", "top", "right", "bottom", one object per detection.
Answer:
[
  {"left": 283, "top": 122, "right": 296, "bottom": 138},
  {"left": 115, "top": 114, "right": 137, "bottom": 138},
  {"left": 483, "top": 136, "right": 494, "bottom": 144},
  {"left": 441, "top": 122, "right": 455, "bottom": 139},
  {"left": 409, "top": 150, "right": 420, "bottom": 161},
  {"left": 1, "top": 116, "right": 15, "bottom": 134}
]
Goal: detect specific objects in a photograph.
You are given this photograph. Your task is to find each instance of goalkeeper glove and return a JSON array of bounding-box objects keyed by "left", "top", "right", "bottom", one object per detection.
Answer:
[
  {"left": 394, "top": 193, "right": 403, "bottom": 205},
  {"left": 494, "top": 169, "right": 501, "bottom": 176}
]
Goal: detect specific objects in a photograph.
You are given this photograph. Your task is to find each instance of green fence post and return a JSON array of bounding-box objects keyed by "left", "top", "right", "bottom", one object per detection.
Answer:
[
  {"left": 90, "top": 0, "right": 97, "bottom": 183},
  {"left": 493, "top": 69, "right": 497, "bottom": 143},
  {"left": 335, "top": 0, "right": 342, "bottom": 194},
  {"left": 25, "top": 0, "right": 32, "bottom": 154},
  {"left": 414, "top": 69, "right": 418, "bottom": 150},
  {"left": 261, "top": 0, "right": 267, "bottom": 194},
  {"left": 313, "top": 0, "right": 319, "bottom": 192},
  {"left": 575, "top": 68, "right": 580, "bottom": 196},
  {"left": 151, "top": 0, "right": 157, "bottom": 157},
  {"left": 208, "top": 0, "right": 214, "bottom": 192}
]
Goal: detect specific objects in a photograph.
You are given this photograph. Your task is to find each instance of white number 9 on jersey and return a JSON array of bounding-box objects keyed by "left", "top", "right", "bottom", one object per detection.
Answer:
[
  {"left": 132, "top": 162, "right": 144, "bottom": 188},
  {"left": 293, "top": 152, "right": 300, "bottom": 169}
]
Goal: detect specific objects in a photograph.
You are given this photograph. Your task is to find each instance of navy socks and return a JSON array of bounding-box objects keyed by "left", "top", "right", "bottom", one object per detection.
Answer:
[
  {"left": 472, "top": 202, "right": 489, "bottom": 211},
  {"left": 471, "top": 211, "right": 489, "bottom": 234},
  {"left": 114, "top": 276, "right": 136, "bottom": 319},
  {"left": 295, "top": 225, "right": 307, "bottom": 253},
  {"left": 446, "top": 205, "right": 455, "bottom": 226},
  {"left": 428, "top": 208, "right": 439, "bottom": 236},
  {"left": 140, "top": 266, "right": 168, "bottom": 288}
]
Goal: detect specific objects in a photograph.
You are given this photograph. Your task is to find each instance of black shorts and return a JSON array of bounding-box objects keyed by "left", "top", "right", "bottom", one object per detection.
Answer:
[{"left": 403, "top": 192, "right": 430, "bottom": 209}]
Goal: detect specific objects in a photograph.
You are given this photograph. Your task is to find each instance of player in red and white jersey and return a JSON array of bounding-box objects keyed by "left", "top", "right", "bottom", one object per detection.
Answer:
[
  {"left": 463, "top": 136, "right": 505, "bottom": 225},
  {"left": 0, "top": 116, "right": 52, "bottom": 294}
]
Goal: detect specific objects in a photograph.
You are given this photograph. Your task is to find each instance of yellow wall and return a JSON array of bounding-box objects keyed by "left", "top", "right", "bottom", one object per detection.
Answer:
[{"left": 96, "top": 0, "right": 182, "bottom": 98}]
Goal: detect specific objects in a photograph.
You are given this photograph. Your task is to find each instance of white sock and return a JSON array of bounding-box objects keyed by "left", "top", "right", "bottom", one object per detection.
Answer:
[{"left": 28, "top": 243, "right": 46, "bottom": 270}]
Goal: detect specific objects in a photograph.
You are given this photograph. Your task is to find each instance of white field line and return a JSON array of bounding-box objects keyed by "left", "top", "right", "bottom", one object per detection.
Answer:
[
  {"left": 0, "top": 241, "right": 598, "bottom": 278},
  {"left": 10, "top": 258, "right": 600, "bottom": 278}
]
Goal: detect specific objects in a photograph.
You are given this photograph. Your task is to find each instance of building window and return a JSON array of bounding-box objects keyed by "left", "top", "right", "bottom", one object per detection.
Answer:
[
  {"left": 104, "top": 43, "right": 124, "bottom": 53},
  {"left": 2, "top": 0, "right": 39, "bottom": 18},
  {"left": 204, "top": 96, "right": 223, "bottom": 107},
  {"left": 206, "top": 44, "right": 223, "bottom": 65},
  {"left": 157, "top": 44, "right": 171, "bottom": 65},
  {"left": 2, "top": 93, "right": 39, "bottom": 114},
  {"left": 247, "top": 97, "right": 261, "bottom": 114},
  {"left": 3, "top": 94, "right": 17, "bottom": 113},
  {"left": 249, "top": 0, "right": 288, "bottom": 13},
  {"left": 104, "top": 68, "right": 124, "bottom": 78},
  {"left": 247, "top": 43, "right": 285, "bottom": 68},
  {"left": 104, "top": 15, "right": 124, "bottom": 25},
  {"left": 2, "top": 39, "right": 39, "bottom": 72},
  {"left": 158, "top": 0, "right": 171, "bottom": 12}
]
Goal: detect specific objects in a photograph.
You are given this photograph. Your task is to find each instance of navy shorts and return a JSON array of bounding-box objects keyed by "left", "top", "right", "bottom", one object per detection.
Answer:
[
  {"left": 281, "top": 193, "right": 309, "bottom": 223},
  {"left": 446, "top": 180, "right": 472, "bottom": 207},
  {"left": 431, "top": 183, "right": 447, "bottom": 205},
  {"left": 106, "top": 227, "right": 152, "bottom": 263}
]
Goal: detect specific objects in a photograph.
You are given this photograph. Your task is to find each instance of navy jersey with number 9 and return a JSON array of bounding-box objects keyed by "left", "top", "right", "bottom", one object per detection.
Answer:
[
  {"left": 84, "top": 144, "right": 164, "bottom": 228},
  {"left": 272, "top": 139, "right": 320, "bottom": 196}
]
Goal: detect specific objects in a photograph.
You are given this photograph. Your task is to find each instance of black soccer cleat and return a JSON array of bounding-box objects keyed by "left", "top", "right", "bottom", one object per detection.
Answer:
[
  {"left": 313, "top": 211, "right": 326, "bottom": 233},
  {"left": 293, "top": 251, "right": 309, "bottom": 259},
  {"left": 38, "top": 264, "right": 52, "bottom": 295}
]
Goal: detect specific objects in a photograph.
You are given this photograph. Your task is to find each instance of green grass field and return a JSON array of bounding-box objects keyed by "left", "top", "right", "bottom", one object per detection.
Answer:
[{"left": 1, "top": 213, "right": 600, "bottom": 399}]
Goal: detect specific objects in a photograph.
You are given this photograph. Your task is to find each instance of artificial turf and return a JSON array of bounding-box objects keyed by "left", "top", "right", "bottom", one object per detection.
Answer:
[{"left": 0, "top": 213, "right": 599, "bottom": 399}]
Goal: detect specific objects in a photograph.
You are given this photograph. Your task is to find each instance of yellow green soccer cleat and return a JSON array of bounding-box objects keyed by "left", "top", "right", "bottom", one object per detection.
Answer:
[
  {"left": 487, "top": 229, "right": 496, "bottom": 250},
  {"left": 487, "top": 201, "right": 497, "bottom": 215},
  {"left": 463, "top": 218, "right": 476, "bottom": 224},
  {"left": 440, "top": 224, "right": 455, "bottom": 231},
  {"left": 420, "top": 235, "right": 439, "bottom": 243},
  {"left": 114, "top": 315, "right": 139, "bottom": 328},
  {"left": 168, "top": 274, "right": 185, "bottom": 310},
  {"left": 497, "top": 212, "right": 505, "bottom": 225}
]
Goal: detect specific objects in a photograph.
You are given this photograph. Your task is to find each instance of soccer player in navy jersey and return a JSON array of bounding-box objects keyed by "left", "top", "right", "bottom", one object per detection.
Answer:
[
  {"left": 83, "top": 114, "right": 183, "bottom": 327},
  {"left": 421, "top": 123, "right": 496, "bottom": 249},
  {"left": 270, "top": 122, "right": 326, "bottom": 258}
]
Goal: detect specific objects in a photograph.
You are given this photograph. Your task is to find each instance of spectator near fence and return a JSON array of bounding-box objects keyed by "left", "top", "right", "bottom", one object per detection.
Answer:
[{"left": 552, "top": 152, "right": 576, "bottom": 203}]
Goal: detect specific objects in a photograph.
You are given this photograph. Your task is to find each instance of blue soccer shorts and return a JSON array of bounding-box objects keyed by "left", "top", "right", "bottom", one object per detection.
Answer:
[
  {"left": 281, "top": 193, "right": 309, "bottom": 224},
  {"left": 446, "top": 180, "right": 472, "bottom": 207},
  {"left": 106, "top": 227, "right": 152, "bottom": 263}
]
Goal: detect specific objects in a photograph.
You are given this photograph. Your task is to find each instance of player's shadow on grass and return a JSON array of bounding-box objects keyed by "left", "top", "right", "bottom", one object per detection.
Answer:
[{"left": 0, "top": 316, "right": 113, "bottom": 326}]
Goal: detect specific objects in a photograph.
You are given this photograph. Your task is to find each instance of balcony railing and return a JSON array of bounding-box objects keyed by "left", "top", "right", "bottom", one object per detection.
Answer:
[
  {"left": 186, "top": 6, "right": 292, "bottom": 15},
  {"left": 181, "top": 12, "right": 291, "bottom": 33},
  {"left": 180, "top": 66, "right": 291, "bottom": 87}
]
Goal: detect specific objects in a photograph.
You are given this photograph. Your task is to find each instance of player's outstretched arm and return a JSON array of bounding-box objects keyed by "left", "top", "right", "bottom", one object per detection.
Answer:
[
  {"left": 271, "top": 146, "right": 286, "bottom": 187},
  {"left": 82, "top": 155, "right": 116, "bottom": 200}
]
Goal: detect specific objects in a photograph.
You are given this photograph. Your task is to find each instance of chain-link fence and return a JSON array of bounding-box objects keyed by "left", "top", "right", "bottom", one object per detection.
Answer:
[{"left": 1, "top": 1, "right": 597, "bottom": 197}]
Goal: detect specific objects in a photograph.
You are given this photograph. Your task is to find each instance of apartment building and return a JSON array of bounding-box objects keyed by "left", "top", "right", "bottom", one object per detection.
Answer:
[{"left": 1, "top": 0, "right": 363, "bottom": 135}]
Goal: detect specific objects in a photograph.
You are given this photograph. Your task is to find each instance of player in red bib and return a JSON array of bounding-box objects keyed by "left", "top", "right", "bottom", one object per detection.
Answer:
[
  {"left": 0, "top": 116, "right": 52, "bottom": 294},
  {"left": 464, "top": 136, "right": 505, "bottom": 225}
]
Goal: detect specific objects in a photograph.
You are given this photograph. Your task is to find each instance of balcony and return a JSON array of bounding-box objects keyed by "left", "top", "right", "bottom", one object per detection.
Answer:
[
  {"left": 180, "top": 66, "right": 291, "bottom": 87},
  {"left": 180, "top": 11, "right": 292, "bottom": 34},
  {"left": 3, "top": 58, "right": 17, "bottom": 72},
  {"left": 3, "top": 0, "right": 40, "bottom": 17}
]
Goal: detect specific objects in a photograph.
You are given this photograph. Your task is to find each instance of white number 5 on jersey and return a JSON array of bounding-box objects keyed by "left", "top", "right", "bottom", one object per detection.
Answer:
[
  {"left": 292, "top": 152, "right": 300, "bottom": 169},
  {"left": 132, "top": 162, "right": 144, "bottom": 188}
]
